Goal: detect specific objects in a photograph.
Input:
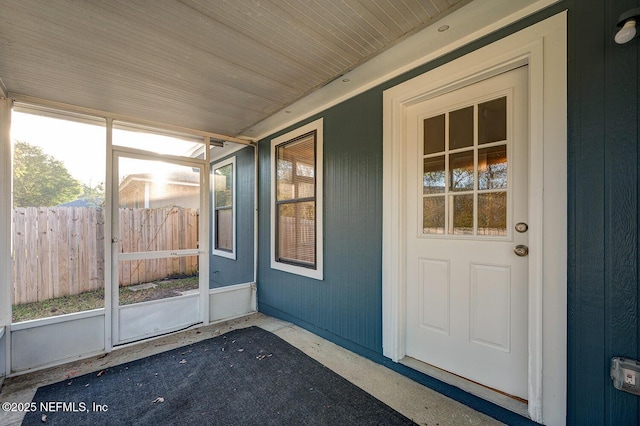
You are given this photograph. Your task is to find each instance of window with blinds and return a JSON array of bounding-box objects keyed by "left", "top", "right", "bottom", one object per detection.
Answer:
[
  {"left": 270, "top": 118, "right": 323, "bottom": 280},
  {"left": 276, "top": 133, "right": 316, "bottom": 267},
  {"left": 212, "top": 156, "right": 236, "bottom": 259}
]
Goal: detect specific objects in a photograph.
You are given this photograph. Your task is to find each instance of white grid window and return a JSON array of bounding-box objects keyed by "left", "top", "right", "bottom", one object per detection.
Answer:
[
  {"left": 271, "top": 118, "right": 323, "bottom": 280},
  {"left": 212, "top": 156, "right": 236, "bottom": 259}
]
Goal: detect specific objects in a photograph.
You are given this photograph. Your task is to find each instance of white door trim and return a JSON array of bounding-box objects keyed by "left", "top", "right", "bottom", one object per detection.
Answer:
[{"left": 382, "top": 13, "right": 567, "bottom": 425}]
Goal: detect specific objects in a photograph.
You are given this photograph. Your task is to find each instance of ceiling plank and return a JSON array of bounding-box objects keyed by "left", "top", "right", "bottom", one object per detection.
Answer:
[{"left": 0, "top": 0, "right": 470, "bottom": 135}]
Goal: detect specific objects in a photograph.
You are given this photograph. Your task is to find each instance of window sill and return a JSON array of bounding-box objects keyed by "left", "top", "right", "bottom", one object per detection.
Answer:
[{"left": 270, "top": 260, "right": 323, "bottom": 281}]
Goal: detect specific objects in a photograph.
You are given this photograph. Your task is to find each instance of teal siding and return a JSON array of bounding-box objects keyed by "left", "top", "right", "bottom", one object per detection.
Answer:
[
  {"left": 258, "top": 1, "right": 566, "bottom": 360},
  {"left": 210, "top": 146, "right": 254, "bottom": 288},
  {"left": 258, "top": 89, "right": 384, "bottom": 352},
  {"left": 257, "top": 1, "right": 640, "bottom": 424},
  {"left": 567, "top": 0, "right": 640, "bottom": 424}
]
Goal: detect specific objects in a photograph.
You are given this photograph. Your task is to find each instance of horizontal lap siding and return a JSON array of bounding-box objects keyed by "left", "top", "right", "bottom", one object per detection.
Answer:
[
  {"left": 256, "top": 2, "right": 568, "bottom": 362},
  {"left": 258, "top": 90, "right": 384, "bottom": 353},
  {"left": 257, "top": 1, "right": 640, "bottom": 424}
]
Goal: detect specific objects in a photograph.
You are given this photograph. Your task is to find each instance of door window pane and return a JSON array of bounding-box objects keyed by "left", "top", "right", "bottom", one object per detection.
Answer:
[
  {"left": 420, "top": 95, "right": 511, "bottom": 238},
  {"left": 424, "top": 114, "right": 445, "bottom": 154},
  {"left": 423, "top": 196, "right": 445, "bottom": 234},
  {"left": 478, "top": 145, "right": 507, "bottom": 189},
  {"left": 478, "top": 97, "right": 507, "bottom": 144},
  {"left": 423, "top": 156, "right": 445, "bottom": 194},
  {"left": 450, "top": 151, "right": 474, "bottom": 191},
  {"left": 450, "top": 194, "right": 474, "bottom": 235},
  {"left": 449, "top": 106, "right": 474, "bottom": 149},
  {"left": 478, "top": 192, "right": 507, "bottom": 236}
]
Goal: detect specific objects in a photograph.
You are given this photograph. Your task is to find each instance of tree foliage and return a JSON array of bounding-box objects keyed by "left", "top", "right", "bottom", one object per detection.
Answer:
[
  {"left": 13, "top": 141, "right": 82, "bottom": 207},
  {"left": 78, "top": 182, "right": 105, "bottom": 208}
]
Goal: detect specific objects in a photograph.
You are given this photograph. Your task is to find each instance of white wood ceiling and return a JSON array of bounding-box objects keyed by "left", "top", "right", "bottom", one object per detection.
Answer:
[{"left": 0, "top": 0, "right": 467, "bottom": 138}]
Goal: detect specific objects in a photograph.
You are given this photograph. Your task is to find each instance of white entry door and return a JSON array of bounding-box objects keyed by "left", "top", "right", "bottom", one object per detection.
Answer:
[{"left": 405, "top": 66, "right": 529, "bottom": 399}]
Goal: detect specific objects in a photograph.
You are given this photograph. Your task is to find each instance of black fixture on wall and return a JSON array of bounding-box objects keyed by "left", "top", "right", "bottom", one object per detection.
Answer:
[{"left": 615, "top": 7, "right": 640, "bottom": 44}]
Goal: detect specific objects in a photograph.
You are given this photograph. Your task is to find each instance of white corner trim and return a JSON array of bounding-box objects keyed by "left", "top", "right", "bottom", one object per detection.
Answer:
[
  {"left": 247, "top": 0, "right": 561, "bottom": 141},
  {"left": 270, "top": 118, "right": 324, "bottom": 281},
  {"left": 382, "top": 12, "right": 566, "bottom": 426}
]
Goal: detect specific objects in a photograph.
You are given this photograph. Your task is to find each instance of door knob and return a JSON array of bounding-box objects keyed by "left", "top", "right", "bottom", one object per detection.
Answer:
[{"left": 514, "top": 245, "right": 529, "bottom": 257}]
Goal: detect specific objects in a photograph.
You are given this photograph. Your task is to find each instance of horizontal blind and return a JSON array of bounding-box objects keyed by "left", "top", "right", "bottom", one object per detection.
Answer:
[{"left": 276, "top": 132, "right": 316, "bottom": 267}]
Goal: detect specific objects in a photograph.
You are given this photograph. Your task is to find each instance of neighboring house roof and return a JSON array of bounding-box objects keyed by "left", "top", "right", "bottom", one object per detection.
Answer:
[
  {"left": 119, "top": 171, "right": 199, "bottom": 192},
  {"left": 57, "top": 198, "right": 103, "bottom": 207}
]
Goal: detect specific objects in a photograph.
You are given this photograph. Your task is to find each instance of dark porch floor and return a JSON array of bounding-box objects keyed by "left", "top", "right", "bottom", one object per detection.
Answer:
[{"left": 0, "top": 313, "right": 503, "bottom": 425}]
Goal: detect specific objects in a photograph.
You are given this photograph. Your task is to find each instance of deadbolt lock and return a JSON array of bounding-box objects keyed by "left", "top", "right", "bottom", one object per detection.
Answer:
[{"left": 515, "top": 222, "right": 528, "bottom": 233}]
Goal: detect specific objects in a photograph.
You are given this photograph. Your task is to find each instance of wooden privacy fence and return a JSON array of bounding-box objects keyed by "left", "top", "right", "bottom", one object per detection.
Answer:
[
  {"left": 12, "top": 206, "right": 199, "bottom": 305},
  {"left": 118, "top": 207, "right": 199, "bottom": 287}
]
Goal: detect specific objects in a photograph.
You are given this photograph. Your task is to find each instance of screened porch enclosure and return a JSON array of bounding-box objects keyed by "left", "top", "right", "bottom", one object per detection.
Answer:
[
  {"left": 10, "top": 108, "right": 106, "bottom": 322},
  {"left": 5, "top": 103, "right": 256, "bottom": 372}
]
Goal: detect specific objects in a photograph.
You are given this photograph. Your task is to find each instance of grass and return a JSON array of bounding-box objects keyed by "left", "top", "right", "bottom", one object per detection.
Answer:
[{"left": 12, "top": 276, "right": 199, "bottom": 323}]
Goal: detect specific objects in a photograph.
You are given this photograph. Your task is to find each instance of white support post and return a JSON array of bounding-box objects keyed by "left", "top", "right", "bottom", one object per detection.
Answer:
[
  {"left": 104, "top": 118, "right": 113, "bottom": 353},
  {"left": 0, "top": 97, "right": 13, "bottom": 377},
  {"left": 200, "top": 136, "right": 210, "bottom": 325}
]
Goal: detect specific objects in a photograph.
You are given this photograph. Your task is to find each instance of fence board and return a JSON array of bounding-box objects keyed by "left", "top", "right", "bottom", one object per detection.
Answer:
[
  {"left": 25, "top": 208, "right": 38, "bottom": 303},
  {"left": 69, "top": 207, "right": 80, "bottom": 297},
  {"left": 120, "top": 209, "right": 131, "bottom": 286},
  {"left": 171, "top": 207, "right": 179, "bottom": 272},
  {"left": 79, "top": 207, "right": 89, "bottom": 292},
  {"left": 95, "top": 208, "right": 105, "bottom": 288},
  {"left": 12, "top": 206, "right": 199, "bottom": 304},
  {"left": 157, "top": 209, "right": 166, "bottom": 278},
  {"left": 189, "top": 209, "right": 198, "bottom": 271},
  {"left": 49, "top": 208, "right": 60, "bottom": 298},
  {"left": 37, "top": 208, "right": 52, "bottom": 301},
  {"left": 13, "top": 209, "right": 25, "bottom": 305},
  {"left": 57, "top": 208, "right": 70, "bottom": 301},
  {"left": 86, "top": 208, "right": 96, "bottom": 293}
]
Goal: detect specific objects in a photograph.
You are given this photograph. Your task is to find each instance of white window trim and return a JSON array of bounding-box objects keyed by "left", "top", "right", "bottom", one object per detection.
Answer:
[
  {"left": 270, "top": 118, "right": 323, "bottom": 280},
  {"left": 212, "top": 156, "right": 236, "bottom": 260}
]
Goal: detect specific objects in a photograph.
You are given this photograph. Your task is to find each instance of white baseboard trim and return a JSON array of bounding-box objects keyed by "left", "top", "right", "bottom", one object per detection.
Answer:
[{"left": 209, "top": 282, "right": 257, "bottom": 323}]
